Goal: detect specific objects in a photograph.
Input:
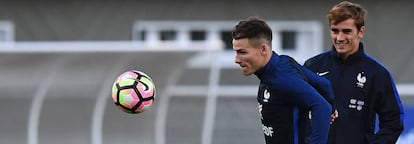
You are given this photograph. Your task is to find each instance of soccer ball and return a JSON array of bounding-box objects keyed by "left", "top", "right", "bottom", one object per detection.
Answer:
[{"left": 112, "top": 70, "right": 156, "bottom": 114}]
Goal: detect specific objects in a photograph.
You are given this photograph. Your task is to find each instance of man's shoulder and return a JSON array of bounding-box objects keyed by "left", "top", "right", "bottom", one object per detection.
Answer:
[
  {"left": 363, "top": 54, "right": 393, "bottom": 77},
  {"left": 304, "top": 51, "right": 331, "bottom": 67},
  {"left": 280, "top": 55, "right": 299, "bottom": 64}
]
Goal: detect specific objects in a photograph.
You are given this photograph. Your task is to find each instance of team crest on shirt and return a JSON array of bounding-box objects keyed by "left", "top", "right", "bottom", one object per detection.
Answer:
[
  {"left": 356, "top": 72, "right": 366, "bottom": 88},
  {"left": 263, "top": 89, "right": 270, "bottom": 102}
]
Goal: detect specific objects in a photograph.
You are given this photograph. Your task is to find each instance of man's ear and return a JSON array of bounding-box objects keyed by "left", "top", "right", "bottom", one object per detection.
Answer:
[
  {"left": 260, "top": 43, "right": 269, "bottom": 56},
  {"left": 358, "top": 26, "right": 365, "bottom": 39}
]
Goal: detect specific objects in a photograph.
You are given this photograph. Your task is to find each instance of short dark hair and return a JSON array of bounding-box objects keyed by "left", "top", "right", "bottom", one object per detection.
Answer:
[
  {"left": 232, "top": 17, "right": 272, "bottom": 47},
  {"left": 328, "top": 1, "right": 367, "bottom": 30}
]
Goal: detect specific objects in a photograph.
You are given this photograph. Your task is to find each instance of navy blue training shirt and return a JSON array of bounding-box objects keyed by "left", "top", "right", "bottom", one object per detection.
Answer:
[
  {"left": 255, "top": 52, "right": 334, "bottom": 144},
  {"left": 304, "top": 43, "right": 404, "bottom": 144}
]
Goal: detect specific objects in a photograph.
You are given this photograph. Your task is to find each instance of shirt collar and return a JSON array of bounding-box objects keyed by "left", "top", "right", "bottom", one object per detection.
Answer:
[
  {"left": 330, "top": 42, "right": 365, "bottom": 64},
  {"left": 255, "top": 51, "right": 279, "bottom": 80}
]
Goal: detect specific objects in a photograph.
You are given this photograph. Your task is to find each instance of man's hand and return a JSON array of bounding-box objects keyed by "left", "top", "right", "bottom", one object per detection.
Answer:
[{"left": 330, "top": 110, "right": 339, "bottom": 124}]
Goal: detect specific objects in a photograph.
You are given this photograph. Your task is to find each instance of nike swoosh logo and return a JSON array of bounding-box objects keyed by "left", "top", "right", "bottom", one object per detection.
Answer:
[{"left": 317, "top": 71, "right": 329, "bottom": 76}]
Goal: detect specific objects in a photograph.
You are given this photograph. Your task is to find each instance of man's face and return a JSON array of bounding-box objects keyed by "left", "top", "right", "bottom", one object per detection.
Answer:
[
  {"left": 232, "top": 38, "right": 265, "bottom": 76},
  {"left": 330, "top": 18, "right": 365, "bottom": 59}
]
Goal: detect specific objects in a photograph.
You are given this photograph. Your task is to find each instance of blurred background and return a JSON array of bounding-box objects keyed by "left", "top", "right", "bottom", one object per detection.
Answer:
[{"left": 1, "top": 0, "right": 413, "bottom": 144}]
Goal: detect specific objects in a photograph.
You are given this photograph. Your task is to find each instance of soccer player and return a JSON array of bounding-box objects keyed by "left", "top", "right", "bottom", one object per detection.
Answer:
[
  {"left": 232, "top": 17, "right": 335, "bottom": 144},
  {"left": 304, "top": 1, "right": 404, "bottom": 144}
]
